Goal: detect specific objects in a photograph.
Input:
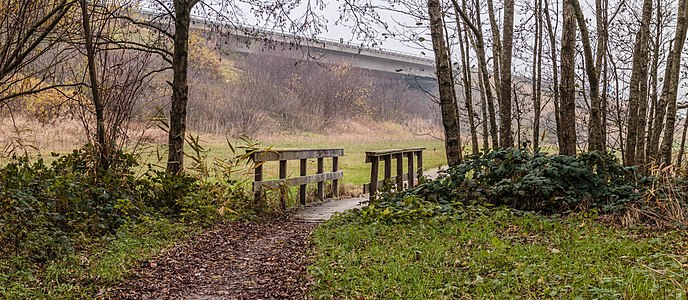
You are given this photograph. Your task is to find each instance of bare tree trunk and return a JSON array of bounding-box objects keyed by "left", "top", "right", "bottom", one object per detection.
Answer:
[
  {"left": 478, "top": 66, "right": 490, "bottom": 150},
  {"left": 499, "top": 0, "right": 515, "bottom": 148},
  {"left": 456, "top": 14, "right": 479, "bottom": 155},
  {"left": 624, "top": 0, "right": 653, "bottom": 166},
  {"left": 559, "top": 0, "right": 577, "bottom": 155},
  {"left": 454, "top": 0, "right": 498, "bottom": 149},
  {"left": 513, "top": 85, "right": 523, "bottom": 147},
  {"left": 167, "top": 0, "right": 199, "bottom": 174},
  {"left": 543, "top": 0, "right": 564, "bottom": 150},
  {"left": 532, "top": 0, "right": 543, "bottom": 151},
  {"left": 79, "top": 0, "right": 108, "bottom": 171},
  {"left": 659, "top": 0, "right": 688, "bottom": 165},
  {"left": 643, "top": 2, "right": 662, "bottom": 168},
  {"left": 596, "top": 0, "right": 608, "bottom": 149},
  {"left": 568, "top": 0, "right": 602, "bottom": 152},
  {"left": 428, "top": 0, "right": 462, "bottom": 166},
  {"left": 486, "top": 0, "right": 503, "bottom": 109},
  {"left": 609, "top": 52, "right": 626, "bottom": 161},
  {"left": 466, "top": 21, "right": 491, "bottom": 151}
]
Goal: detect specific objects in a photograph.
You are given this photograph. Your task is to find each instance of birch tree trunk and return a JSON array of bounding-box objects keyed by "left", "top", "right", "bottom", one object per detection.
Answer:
[{"left": 532, "top": 0, "right": 543, "bottom": 151}]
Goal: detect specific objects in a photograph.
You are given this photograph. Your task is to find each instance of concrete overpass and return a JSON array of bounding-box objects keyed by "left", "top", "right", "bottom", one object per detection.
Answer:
[{"left": 138, "top": 9, "right": 439, "bottom": 91}]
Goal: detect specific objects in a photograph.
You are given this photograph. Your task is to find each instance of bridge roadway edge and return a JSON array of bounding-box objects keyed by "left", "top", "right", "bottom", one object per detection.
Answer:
[{"left": 294, "top": 166, "right": 446, "bottom": 222}]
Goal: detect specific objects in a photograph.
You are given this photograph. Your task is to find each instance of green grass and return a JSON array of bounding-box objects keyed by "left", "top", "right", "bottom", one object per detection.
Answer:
[
  {"left": 206, "top": 135, "right": 446, "bottom": 186},
  {"left": 136, "top": 133, "right": 448, "bottom": 196},
  {"left": 0, "top": 217, "right": 192, "bottom": 299},
  {"left": 310, "top": 209, "right": 688, "bottom": 299}
]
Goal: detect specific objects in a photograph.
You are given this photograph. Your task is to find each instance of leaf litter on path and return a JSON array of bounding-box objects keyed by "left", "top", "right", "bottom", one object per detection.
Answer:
[{"left": 105, "top": 220, "right": 316, "bottom": 300}]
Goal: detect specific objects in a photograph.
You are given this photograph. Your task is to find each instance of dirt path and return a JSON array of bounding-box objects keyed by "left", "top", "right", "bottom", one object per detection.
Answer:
[
  {"left": 107, "top": 220, "right": 315, "bottom": 300},
  {"left": 108, "top": 167, "right": 447, "bottom": 299}
]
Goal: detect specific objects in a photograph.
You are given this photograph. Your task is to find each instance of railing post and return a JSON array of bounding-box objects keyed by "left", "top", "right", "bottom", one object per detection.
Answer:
[
  {"left": 299, "top": 158, "right": 307, "bottom": 206},
  {"left": 384, "top": 154, "right": 392, "bottom": 184},
  {"left": 407, "top": 151, "right": 415, "bottom": 188},
  {"left": 395, "top": 153, "right": 404, "bottom": 190},
  {"left": 369, "top": 155, "right": 379, "bottom": 200},
  {"left": 279, "top": 160, "right": 287, "bottom": 209},
  {"left": 317, "top": 157, "right": 324, "bottom": 201},
  {"left": 254, "top": 162, "right": 263, "bottom": 205},
  {"left": 332, "top": 156, "right": 339, "bottom": 197},
  {"left": 416, "top": 150, "right": 423, "bottom": 178}
]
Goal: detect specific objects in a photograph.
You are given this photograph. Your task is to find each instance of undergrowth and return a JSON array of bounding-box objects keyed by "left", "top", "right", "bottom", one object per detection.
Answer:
[
  {"left": 342, "top": 148, "right": 687, "bottom": 226},
  {"left": 0, "top": 137, "right": 270, "bottom": 299}
]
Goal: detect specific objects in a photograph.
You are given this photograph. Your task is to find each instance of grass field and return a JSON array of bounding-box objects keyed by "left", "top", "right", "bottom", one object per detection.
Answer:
[
  {"left": 310, "top": 209, "right": 688, "bottom": 299},
  {"left": 135, "top": 131, "right": 448, "bottom": 197}
]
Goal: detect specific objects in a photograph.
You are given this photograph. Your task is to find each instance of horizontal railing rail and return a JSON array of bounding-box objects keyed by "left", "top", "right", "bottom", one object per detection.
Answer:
[{"left": 250, "top": 148, "right": 343, "bottom": 208}]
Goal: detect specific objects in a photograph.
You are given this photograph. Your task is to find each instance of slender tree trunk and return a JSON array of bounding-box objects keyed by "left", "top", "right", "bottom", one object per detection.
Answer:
[
  {"left": 486, "top": 0, "right": 503, "bottom": 109},
  {"left": 543, "top": 0, "right": 564, "bottom": 150},
  {"left": 167, "top": 0, "right": 198, "bottom": 174},
  {"left": 443, "top": 12, "right": 464, "bottom": 161},
  {"left": 428, "top": 0, "right": 462, "bottom": 166},
  {"left": 643, "top": 3, "right": 662, "bottom": 168},
  {"left": 478, "top": 66, "right": 490, "bottom": 150},
  {"left": 499, "top": 0, "right": 515, "bottom": 148},
  {"left": 456, "top": 14, "right": 479, "bottom": 155},
  {"left": 625, "top": 0, "right": 653, "bottom": 166},
  {"left": 454, "top": 0, "right": 498, "bottom": 149},
  {"left": 569, "top": 0, "right": 602, "bottom": 152},
  {"left": 659, "top": 0, "right": 688, "bottom": 166},
  {"left": 609, "top": 52, "right": 626, "bottom": 160},
  {"left": 466, "top": 18, "right": 491, "bottom": 151},
  {"left": 596, "top": 0, "right": 608, "bottom": 149},
  {"left": 79, "top": 0, "right": 108, "bottom": 171},
  {"left": 559, "top": 0, "right": 577, "bottom": 155},
  {"left": 513, "top": 85, "right": 522, "bottom": 147},
  {"left": 454, "top": 0, "right": 480, "bottom": 155},
  {"left": 532, "top": 0, "right": 543, "bottom": 151}
]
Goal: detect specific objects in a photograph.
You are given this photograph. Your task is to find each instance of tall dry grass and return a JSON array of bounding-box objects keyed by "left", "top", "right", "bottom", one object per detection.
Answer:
[{"left": 621, "top": 164, "right": 688, "bottom": 228}]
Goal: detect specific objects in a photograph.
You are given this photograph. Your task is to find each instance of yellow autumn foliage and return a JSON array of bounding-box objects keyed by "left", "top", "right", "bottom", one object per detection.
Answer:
[
  {"left": 189, "top": 31, "right": 240, "bottom": 82},
  {"left": 1, "top": 75, "right": 81, "bottom": 122}
]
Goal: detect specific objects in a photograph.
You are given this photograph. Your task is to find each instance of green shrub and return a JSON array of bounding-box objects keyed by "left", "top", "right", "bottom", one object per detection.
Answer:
[
  {"left": 0, "top": 148, "right": 145, "bottom": 261},
  {"left": 351, "top": 148, "right": 643, "bottom": 224},
  {"left": 0, "top": 144, "right": 256, "bottom": 262}
]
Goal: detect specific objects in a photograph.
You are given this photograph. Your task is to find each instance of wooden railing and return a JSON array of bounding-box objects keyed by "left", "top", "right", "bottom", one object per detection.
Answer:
[
  {"left": 250, "top": 148, "right": 344, "bottom": 208},
  {"left": 363, "top": 147, "right": 425, "bottom": 200}
]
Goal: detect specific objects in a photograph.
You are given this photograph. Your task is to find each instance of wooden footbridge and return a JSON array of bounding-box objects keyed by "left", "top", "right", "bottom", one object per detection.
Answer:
[{"left": 249, "top": 147, "right": 436, "bottom": 221}]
